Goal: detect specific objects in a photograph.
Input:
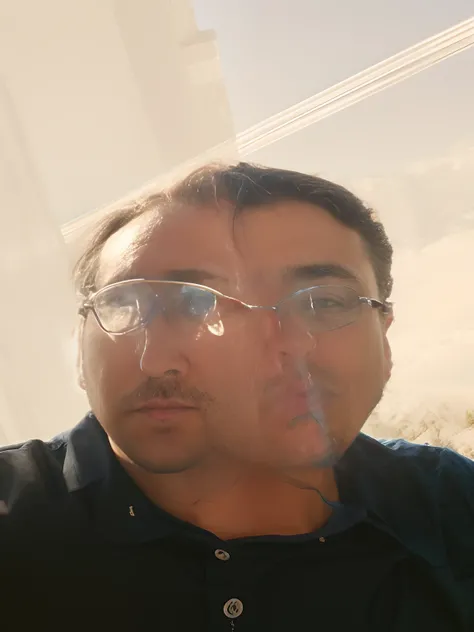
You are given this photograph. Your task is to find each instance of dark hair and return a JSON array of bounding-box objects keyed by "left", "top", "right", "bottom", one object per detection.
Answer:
[{"left": 74, "top": 162, "right": 393, "bottom": 299}]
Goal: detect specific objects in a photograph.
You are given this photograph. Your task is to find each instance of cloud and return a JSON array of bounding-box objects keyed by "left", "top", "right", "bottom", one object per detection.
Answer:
[{"left": 355, "top": 145, "right": 474, "bottom": 455}]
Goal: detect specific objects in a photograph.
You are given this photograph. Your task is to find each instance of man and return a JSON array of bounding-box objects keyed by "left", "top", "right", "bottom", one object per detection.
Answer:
[{"left": 0, "top": 163, "right": 472, "bottom": 630}]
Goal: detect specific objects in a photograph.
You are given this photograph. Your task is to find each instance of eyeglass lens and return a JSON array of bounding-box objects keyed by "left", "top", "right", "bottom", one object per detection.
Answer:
[{"left": 93, "top": 282, "right": 363, "bottom": 335}]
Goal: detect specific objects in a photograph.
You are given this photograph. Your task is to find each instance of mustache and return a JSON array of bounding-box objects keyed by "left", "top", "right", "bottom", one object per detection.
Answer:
[
  {"left": 264, "top": 367, "right": 339, "bottom": 396},
  {"left": 120, "top": 377, "right": 213, "bottom": 410}
]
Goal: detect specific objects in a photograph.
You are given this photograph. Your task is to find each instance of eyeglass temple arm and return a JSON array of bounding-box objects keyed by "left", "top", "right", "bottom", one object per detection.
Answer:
[
  {"left": 360, "top": 297, "right": 393, "bottom": 314},
  {"left": 78, "top": 300, "right": 92, "bottom": 318}
]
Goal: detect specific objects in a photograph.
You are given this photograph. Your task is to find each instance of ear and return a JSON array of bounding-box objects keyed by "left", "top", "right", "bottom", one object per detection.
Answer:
[
  {"left": 75, "top": 319, "right": 86, "bottom": 391},
  {"left": 382, "top": 308, "right": 394, "bottom": 381}
]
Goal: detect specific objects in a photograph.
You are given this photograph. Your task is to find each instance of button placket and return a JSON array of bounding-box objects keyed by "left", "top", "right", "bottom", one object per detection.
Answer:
[
  {"left": 207, "top": 545, "right": 244, "bottom": 630},
  {"left": 223, "top": 597, "right": 244, "bottom": 619},
  {"left": 215, "top": 548, "right": 231, "bottom": 561}
]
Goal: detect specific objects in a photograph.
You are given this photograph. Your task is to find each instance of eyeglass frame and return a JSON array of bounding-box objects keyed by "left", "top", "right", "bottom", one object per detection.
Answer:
[{"left": 78, "top": 278, "right": 392, "bottom": 336}]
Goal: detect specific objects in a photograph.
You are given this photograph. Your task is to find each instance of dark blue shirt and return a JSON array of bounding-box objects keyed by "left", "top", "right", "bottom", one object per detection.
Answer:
[{"left": 0, "top": 414, "right": 473, "bottom": 631}]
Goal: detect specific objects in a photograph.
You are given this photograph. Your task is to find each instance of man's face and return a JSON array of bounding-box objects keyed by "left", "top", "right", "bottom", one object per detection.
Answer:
[{"left": 80, "top": 201, "right": 392, "bottom": 474}]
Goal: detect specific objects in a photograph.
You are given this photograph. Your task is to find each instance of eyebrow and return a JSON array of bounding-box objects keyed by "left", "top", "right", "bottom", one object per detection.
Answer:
[
  {"left": 283, "top": 263, "right": 361, "bottom": 285},
  {"left": 103, "top": 264, "right": 359, "bottom": 291},
  {"left": 159, "top": 269, "right": 226, "bottom": 285},
  {"left": 104, "top": 268, "right": 225, "bottom": 287}
]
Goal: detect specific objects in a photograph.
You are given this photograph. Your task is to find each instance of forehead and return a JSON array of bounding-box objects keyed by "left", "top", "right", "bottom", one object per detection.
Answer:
[{"left": 96, "top": 201, "right": 376, "bottom": 291}]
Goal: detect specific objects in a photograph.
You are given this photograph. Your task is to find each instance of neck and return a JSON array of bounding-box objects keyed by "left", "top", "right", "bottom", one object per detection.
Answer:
[{"left": 120, "top": 457, "right": 339, "bottom": 540}]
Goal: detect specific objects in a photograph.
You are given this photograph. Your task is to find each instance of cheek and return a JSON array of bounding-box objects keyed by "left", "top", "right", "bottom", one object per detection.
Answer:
[
  {"left": 198, "top": 311, "right": 273, "bottom": 376},
  {"left": 191, "top": 330, "right": 272, "bottom": 447},
  {"left": 311, "top": 321, "right": 388, "bottom": 444},
  {"left": 194, "top": 331, "right": 266, "bottom": 398},
  {"left": 316, "top": 320, "right": 387, "bottom": 380},
  {"left": 82, "top": 322, "right": 144, "bottom": 404}
]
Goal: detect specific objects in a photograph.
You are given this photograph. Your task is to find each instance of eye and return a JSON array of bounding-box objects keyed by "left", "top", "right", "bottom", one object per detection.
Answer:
[
  {"left": 94, "top": 283, "right": 155, "bottom": 333},
  {"left": 306, "top": 287, "right": 359, "bottom": 311},
  {"left": 175, "top": 286, "right": 217, "bottom": 319},
  {"left": 310, "top": 296, "right": 346, "bottom": 309},
  {"left": 289, "top": 287, "right": 360, "bottom": 321}
]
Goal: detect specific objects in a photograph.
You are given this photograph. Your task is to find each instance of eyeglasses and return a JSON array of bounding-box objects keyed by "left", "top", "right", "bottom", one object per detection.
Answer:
[{"left": 79, "top": 279, "right": 390, "bottom": 337}]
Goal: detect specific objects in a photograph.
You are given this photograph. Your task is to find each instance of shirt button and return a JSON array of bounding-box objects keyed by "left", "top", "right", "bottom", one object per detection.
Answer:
[
  {"left": 223, "top": 598, "right": 244, "bottom": 619},
  {"left": 215, "top": 549, "right": 231, "bottom": 561}
]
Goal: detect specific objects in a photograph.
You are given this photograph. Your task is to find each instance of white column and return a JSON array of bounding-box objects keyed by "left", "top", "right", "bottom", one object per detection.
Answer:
[
  {"left": 0, "top": 0, "right": 236, "bottom": 224},
  {"left": 0, "top": 0, "right": 165, "bottom": 223},
  {"left": 0, "top": 81, "right": 86, "bottom": 444}
]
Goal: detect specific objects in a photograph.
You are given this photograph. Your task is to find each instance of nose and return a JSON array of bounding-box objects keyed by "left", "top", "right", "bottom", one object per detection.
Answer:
[
  {"left": 281, "top": 314, "right": 319, "bottom": 357},
  {"left": 137, "top": 320, "right": 189, "bottom": 377},
  {"left": 259, "top": 307, "right": 318, "bottom": 377}
]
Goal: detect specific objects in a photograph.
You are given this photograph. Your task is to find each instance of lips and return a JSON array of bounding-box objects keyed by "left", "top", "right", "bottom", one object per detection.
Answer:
[
  {"left": 138, "top": 398, "right": 196, "bottom": 410},
  {"left": 273, "top": 384, "right": 326, "bottom": 422},
  {"left": 135, "top": 399, "right": 197, "bottom": 420},
  {"left": 282, "top": 394, "right": 314, "bottom": 420}
]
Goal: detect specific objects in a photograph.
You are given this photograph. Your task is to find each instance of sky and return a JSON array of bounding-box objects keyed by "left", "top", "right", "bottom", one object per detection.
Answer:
[
  {"left": 193, "top": 0, "right": 473, "bottom": 132},
  {"left": 191, "top": 0, "right": 474, "bottom": 219}
]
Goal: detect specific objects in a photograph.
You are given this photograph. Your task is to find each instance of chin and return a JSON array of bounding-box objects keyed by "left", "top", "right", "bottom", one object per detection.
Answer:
[
  {"left": 117, "top": 442, "right": 206, "bottom": 475},
  {"left": 137, "top": 448, "right": 208, "bottom": 474},
  {"left": 140, "top": 461, "right": 199, "bottom": 475}
]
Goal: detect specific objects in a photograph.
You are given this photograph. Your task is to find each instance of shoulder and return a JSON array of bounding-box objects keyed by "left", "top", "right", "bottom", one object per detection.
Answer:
[
  {"left": 343, "top": 434, "right": 474, "bottom": 533},
  {"left": 361, "top": 434, "right": 474, "bottom": 506},
  {"left": 0, "top": 415, "right": 109, "bottom": 521},
  {"left": 0, "top": 424, "right": 93, "bottom": 554},
  {"left": 355, "top": 433, "right": 474, "bottom": 478},
  {"left": 0, "top": 433, "right": 69, "bottom": 506},
  {"left": 378, "top": 437, "right": 474, "bottom": 525},
  {"left": 377, "top": 436, "right": 474, "bottom": 488},
  {"left": 0, "top": 426, "right": 94, "bottom": 568},
  {"left": 0, "top": 432, "right": 68, "bottom": 462},
  {"left": 350, "top": 435, "right": 474, "bottom": 570}
]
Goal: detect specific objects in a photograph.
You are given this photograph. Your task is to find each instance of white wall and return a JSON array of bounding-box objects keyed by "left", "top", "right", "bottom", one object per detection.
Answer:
[
  {"left": 0, "top": 82, "right": 85, "bottom": 442},
  {"left": 0, "top": 0, "right": 235, "bottom": 224}
]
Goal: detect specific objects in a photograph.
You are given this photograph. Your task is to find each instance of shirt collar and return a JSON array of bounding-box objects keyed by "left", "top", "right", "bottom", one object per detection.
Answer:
[
  {"left": 62, "top": 414, "right": 175, "bottom": 542},
  {"left": 60, "top": 415, "right": 447, "bottom": 564}
]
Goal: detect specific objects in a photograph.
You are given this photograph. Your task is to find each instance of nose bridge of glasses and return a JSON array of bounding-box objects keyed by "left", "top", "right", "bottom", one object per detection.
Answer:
[
  {"left": 244, "top": 297, "right": 315, "bottom": 351},
  {"left": 246, "top": 302, "right": 278, "bottom": 313},
  {"left": 241, "top": 294, "right": 310, "bottom": 331},
  {"left": 243, "top": 302, "right": 281, "bottom": 332},
  {"left": 146, "top": 292, "right": 167, "bottom": 323}
]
